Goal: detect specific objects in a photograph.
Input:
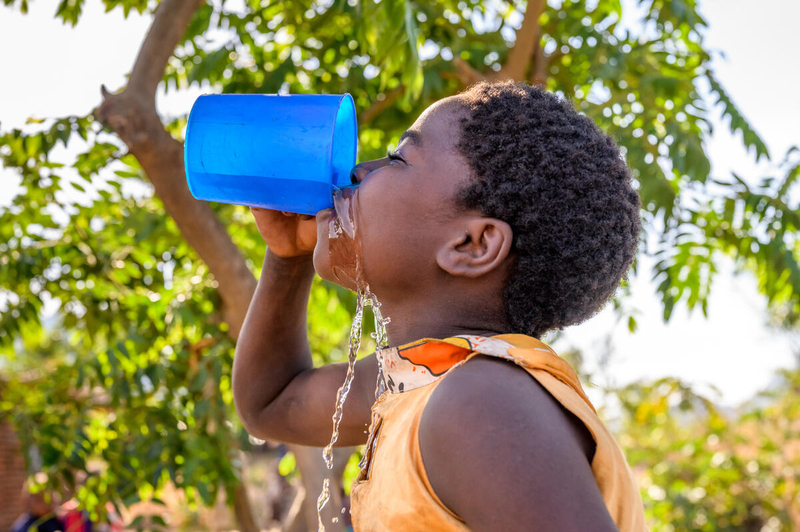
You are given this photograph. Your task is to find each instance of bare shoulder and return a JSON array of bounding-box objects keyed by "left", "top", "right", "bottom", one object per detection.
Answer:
[
  {"left": 421, "top": 355, "right": 595, "bottom": 461},
  {"left": 418, "top": 355, "right": 616, "bottom": 532}
]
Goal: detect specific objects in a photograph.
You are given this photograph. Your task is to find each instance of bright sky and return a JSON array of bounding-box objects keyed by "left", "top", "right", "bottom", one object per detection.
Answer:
[{"left": 0, "top": 0, "right": 798, "bottom": 406}]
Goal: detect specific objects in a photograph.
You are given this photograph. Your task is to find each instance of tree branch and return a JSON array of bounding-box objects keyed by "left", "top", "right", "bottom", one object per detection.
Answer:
[
  {"left": 94, "top": 0, "right": 257, "bottom": 338},
  {"left": 94, "top": 89, "right": 256, "bottom": 338},
  {"left": 494, "top": 0, "right": 547, "bottom": 81},
  {"left": 439, "top": 0, "right": 548, "bottom": 88},
  {"left": 128, "top": 0, "right": 204, "bottom": 97},
  {"left": 359, "top": 87, "right": 405, "bottom": 126},
  {"left": 231, "top": 481, "right": 259, "bottom": 532},
  {"left": 452, "top": 57, "right": 485, "bottom": 85},
  {"left": 94, "top": 4, "right": 349, "bottom": 530},
  {"left": 529, "top": 39, "right": 549, "bottom": 86}
]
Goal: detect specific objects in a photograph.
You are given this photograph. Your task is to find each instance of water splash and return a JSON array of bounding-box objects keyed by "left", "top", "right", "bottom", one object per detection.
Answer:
[
  {"left": 357, "top": 291, "right": 392, "bottom": 472},
  {"left": 369, "top": 292, "right": 392, "bottom": 398}
]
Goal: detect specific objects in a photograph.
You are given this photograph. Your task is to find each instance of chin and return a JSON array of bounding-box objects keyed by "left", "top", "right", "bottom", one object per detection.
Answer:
[
  {"left": 312, "top": 238, "right": 332, "bottom": 280},
  {"left": 311, "top": 236, "right": 350, "bottom": 290},
  {"left": 315, "top": 253, "right": 363, "bottom": 293},
  {"left": 313, "top": 209, "right": 363, "bottom": 292}
]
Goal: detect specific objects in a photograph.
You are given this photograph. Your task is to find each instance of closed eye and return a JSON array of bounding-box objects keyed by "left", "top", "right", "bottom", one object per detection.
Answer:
[{"left": 387, "top": 149, "right": 406, "bottom": 164}]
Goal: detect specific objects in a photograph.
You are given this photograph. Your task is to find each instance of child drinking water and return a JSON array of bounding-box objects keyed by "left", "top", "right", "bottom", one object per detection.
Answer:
[{"left": 233, "top": 80, "right": 647, "bottom": 531}]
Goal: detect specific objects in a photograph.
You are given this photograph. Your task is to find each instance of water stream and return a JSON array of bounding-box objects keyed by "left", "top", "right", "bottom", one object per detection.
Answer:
[
  {"left": 316, "top": 185, "right": 391, "bottom": 531},
  {"left": 316, "top": 287, "right": 391, "bottom": 530}
]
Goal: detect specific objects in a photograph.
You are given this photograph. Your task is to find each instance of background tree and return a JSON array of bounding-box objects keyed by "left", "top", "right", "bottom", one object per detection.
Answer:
[
  {"left": 1, "top": 0, "right": 798, "bottom": 529},
  {"left": 561, "top": 344, "right": 800, "bottom": 531}
]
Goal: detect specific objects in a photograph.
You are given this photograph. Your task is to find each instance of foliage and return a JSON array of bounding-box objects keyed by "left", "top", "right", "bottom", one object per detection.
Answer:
[
  {"left": 0, "top": 112, "right": 354, "bottom": 522},
  {"left": 605, "top": 367, "right": 800, "bottom": 531},
  {"left": 1, "top": 0, "right": 798, "bottom": 527},
  {"left": 651, "top": 147, "right": 800, "bottom": 323},
  {"left": 0, "top": 113, "right": 243, "bottom": 520}
]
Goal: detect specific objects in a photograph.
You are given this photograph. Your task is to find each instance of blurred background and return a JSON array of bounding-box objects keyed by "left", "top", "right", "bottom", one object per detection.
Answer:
[{"left": 0, "top": 0, "right": 798, "bottom": 530}]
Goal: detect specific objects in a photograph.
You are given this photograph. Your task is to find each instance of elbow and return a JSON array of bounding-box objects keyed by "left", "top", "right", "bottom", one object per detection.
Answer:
[
  {"left": 232, "top": 387, "right": 254, "bottom": 435},
  {"left": 233, "top": 392, "right": 271, "bottom": 441},
  {"left": 231, "top": 369, "right": 265, "bottom": 439},
  {"left": 232, "top": 371, "right": 285, "bottom": 441}
]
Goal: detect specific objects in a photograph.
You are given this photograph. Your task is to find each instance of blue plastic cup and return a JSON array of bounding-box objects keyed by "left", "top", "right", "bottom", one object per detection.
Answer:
[{"left": 184, "top": 93, "right": 357, "bottom": 215}]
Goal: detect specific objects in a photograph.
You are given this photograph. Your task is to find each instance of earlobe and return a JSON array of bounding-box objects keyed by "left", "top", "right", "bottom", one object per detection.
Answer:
[{"left": 436, "top": 218, "right": 513, "bottom": 278}]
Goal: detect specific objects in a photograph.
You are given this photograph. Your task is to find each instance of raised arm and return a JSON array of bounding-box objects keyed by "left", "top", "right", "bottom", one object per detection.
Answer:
[{"left": 232, "top": 208, "right": 377, "bottom": 447}]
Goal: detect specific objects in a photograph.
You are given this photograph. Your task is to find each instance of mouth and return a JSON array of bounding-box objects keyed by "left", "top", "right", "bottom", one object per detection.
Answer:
[{"left": 317, "top": 185, "right": 360, "bottom": 242}]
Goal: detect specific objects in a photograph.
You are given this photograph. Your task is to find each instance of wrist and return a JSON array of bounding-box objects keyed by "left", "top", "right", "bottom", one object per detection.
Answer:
[{"left": 264, "top": 248, "right": 315, "bottom": 273}]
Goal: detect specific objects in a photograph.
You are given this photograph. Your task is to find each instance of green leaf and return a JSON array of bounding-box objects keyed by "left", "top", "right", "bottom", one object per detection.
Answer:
[{"left": 706, "top": 70, "right": 770, "bottom": 161}]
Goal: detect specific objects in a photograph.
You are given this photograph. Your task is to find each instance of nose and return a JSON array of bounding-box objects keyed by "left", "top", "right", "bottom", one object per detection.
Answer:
[
  {"left": 349, "top": 165, "right": 367, "bottom": 185},
  {"left": 349, "top": 157, "right": 390, "bottom": 184}
]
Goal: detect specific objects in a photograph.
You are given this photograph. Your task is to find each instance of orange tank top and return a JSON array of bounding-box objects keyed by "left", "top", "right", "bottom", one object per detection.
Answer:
[{"left": 350, "top": 334, "right": 647, "bottom": 531}]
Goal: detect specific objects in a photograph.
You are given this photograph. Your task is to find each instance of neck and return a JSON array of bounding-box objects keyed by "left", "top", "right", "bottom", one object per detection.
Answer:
[{"left": 373, "top": 294, "right": 508, "bottom": 347}]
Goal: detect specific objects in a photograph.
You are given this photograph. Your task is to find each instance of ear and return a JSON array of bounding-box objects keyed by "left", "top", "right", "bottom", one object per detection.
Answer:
[{"left": 436, "top": 218, "right": 513, "bottom": 278}]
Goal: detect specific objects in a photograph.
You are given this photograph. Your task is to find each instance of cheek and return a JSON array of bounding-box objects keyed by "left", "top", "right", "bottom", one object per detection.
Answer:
[
  {"left": 358, "top": 184, "right": 404, "bottom": 252},
  {"left": 358, "top": 184, "right": 440, "bottom": 287}
]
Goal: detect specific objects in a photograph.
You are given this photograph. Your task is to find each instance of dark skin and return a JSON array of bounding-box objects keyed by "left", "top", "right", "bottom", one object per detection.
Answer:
[{"left": 233, "top": 97, "right": 617, "bottom": 530}]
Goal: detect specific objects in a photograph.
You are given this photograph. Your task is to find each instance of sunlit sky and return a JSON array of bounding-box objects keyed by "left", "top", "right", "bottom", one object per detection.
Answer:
[{"left": 0, "top": 0, "right": 798, "bottom": 406}]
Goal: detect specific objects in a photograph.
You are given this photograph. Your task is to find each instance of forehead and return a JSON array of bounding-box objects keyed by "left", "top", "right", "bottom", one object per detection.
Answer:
[
  {"left": 402, "top": 97, "right": 467, "bottom": 153},
  {"left": 399, "top": 97, "right": 474, "bottom": 198}
]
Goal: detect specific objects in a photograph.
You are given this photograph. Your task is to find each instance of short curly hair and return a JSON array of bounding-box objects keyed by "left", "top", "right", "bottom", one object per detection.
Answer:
[{"left": 452, "top": 81, "right": 641, "bottom": 338}]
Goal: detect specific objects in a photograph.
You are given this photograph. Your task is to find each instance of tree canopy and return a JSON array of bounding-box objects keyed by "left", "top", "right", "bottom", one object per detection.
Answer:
[{"left": 1, "top": 0, "right": 798, "bottom": 529}]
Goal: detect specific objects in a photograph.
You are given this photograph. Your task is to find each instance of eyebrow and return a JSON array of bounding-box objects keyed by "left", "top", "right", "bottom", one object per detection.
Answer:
[{"left": 398, "top": 130, "right": 423, "bottom": 148}]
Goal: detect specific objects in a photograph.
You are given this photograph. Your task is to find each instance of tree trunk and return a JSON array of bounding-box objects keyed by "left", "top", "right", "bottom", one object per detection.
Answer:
[
  {"left": 92, "top": 0, "right": 342, "bottom": 529},
  {"left": 232, "top": 483, "right": 260, "bottom": 532},
  {"left": 285, "top": 445, "right": 352, "bottom": 532},
  {"left": 494, "top": 0, "right": 548, "bottom": 81}
]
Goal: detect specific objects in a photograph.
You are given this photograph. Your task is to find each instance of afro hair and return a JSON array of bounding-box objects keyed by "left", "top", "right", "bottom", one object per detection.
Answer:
[{"left": 453, "top": 80, "right": 641, "bottom": 338}]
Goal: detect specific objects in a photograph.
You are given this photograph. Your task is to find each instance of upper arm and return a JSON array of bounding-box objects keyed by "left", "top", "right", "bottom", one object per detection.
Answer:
[
  {"left": 418, "top": 356, "right": 616, "bottom": 532},
  {"left": 248, "top": 353, "right": 379, "bottom": 447}
]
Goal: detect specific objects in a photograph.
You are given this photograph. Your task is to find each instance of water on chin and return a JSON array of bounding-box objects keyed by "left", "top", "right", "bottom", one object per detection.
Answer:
[
  {"left": 327, "top": 186, "right": 361, "bottom": 290},
  {"left": 316, "top": 186, "right": 392, "bottom": 532}
]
